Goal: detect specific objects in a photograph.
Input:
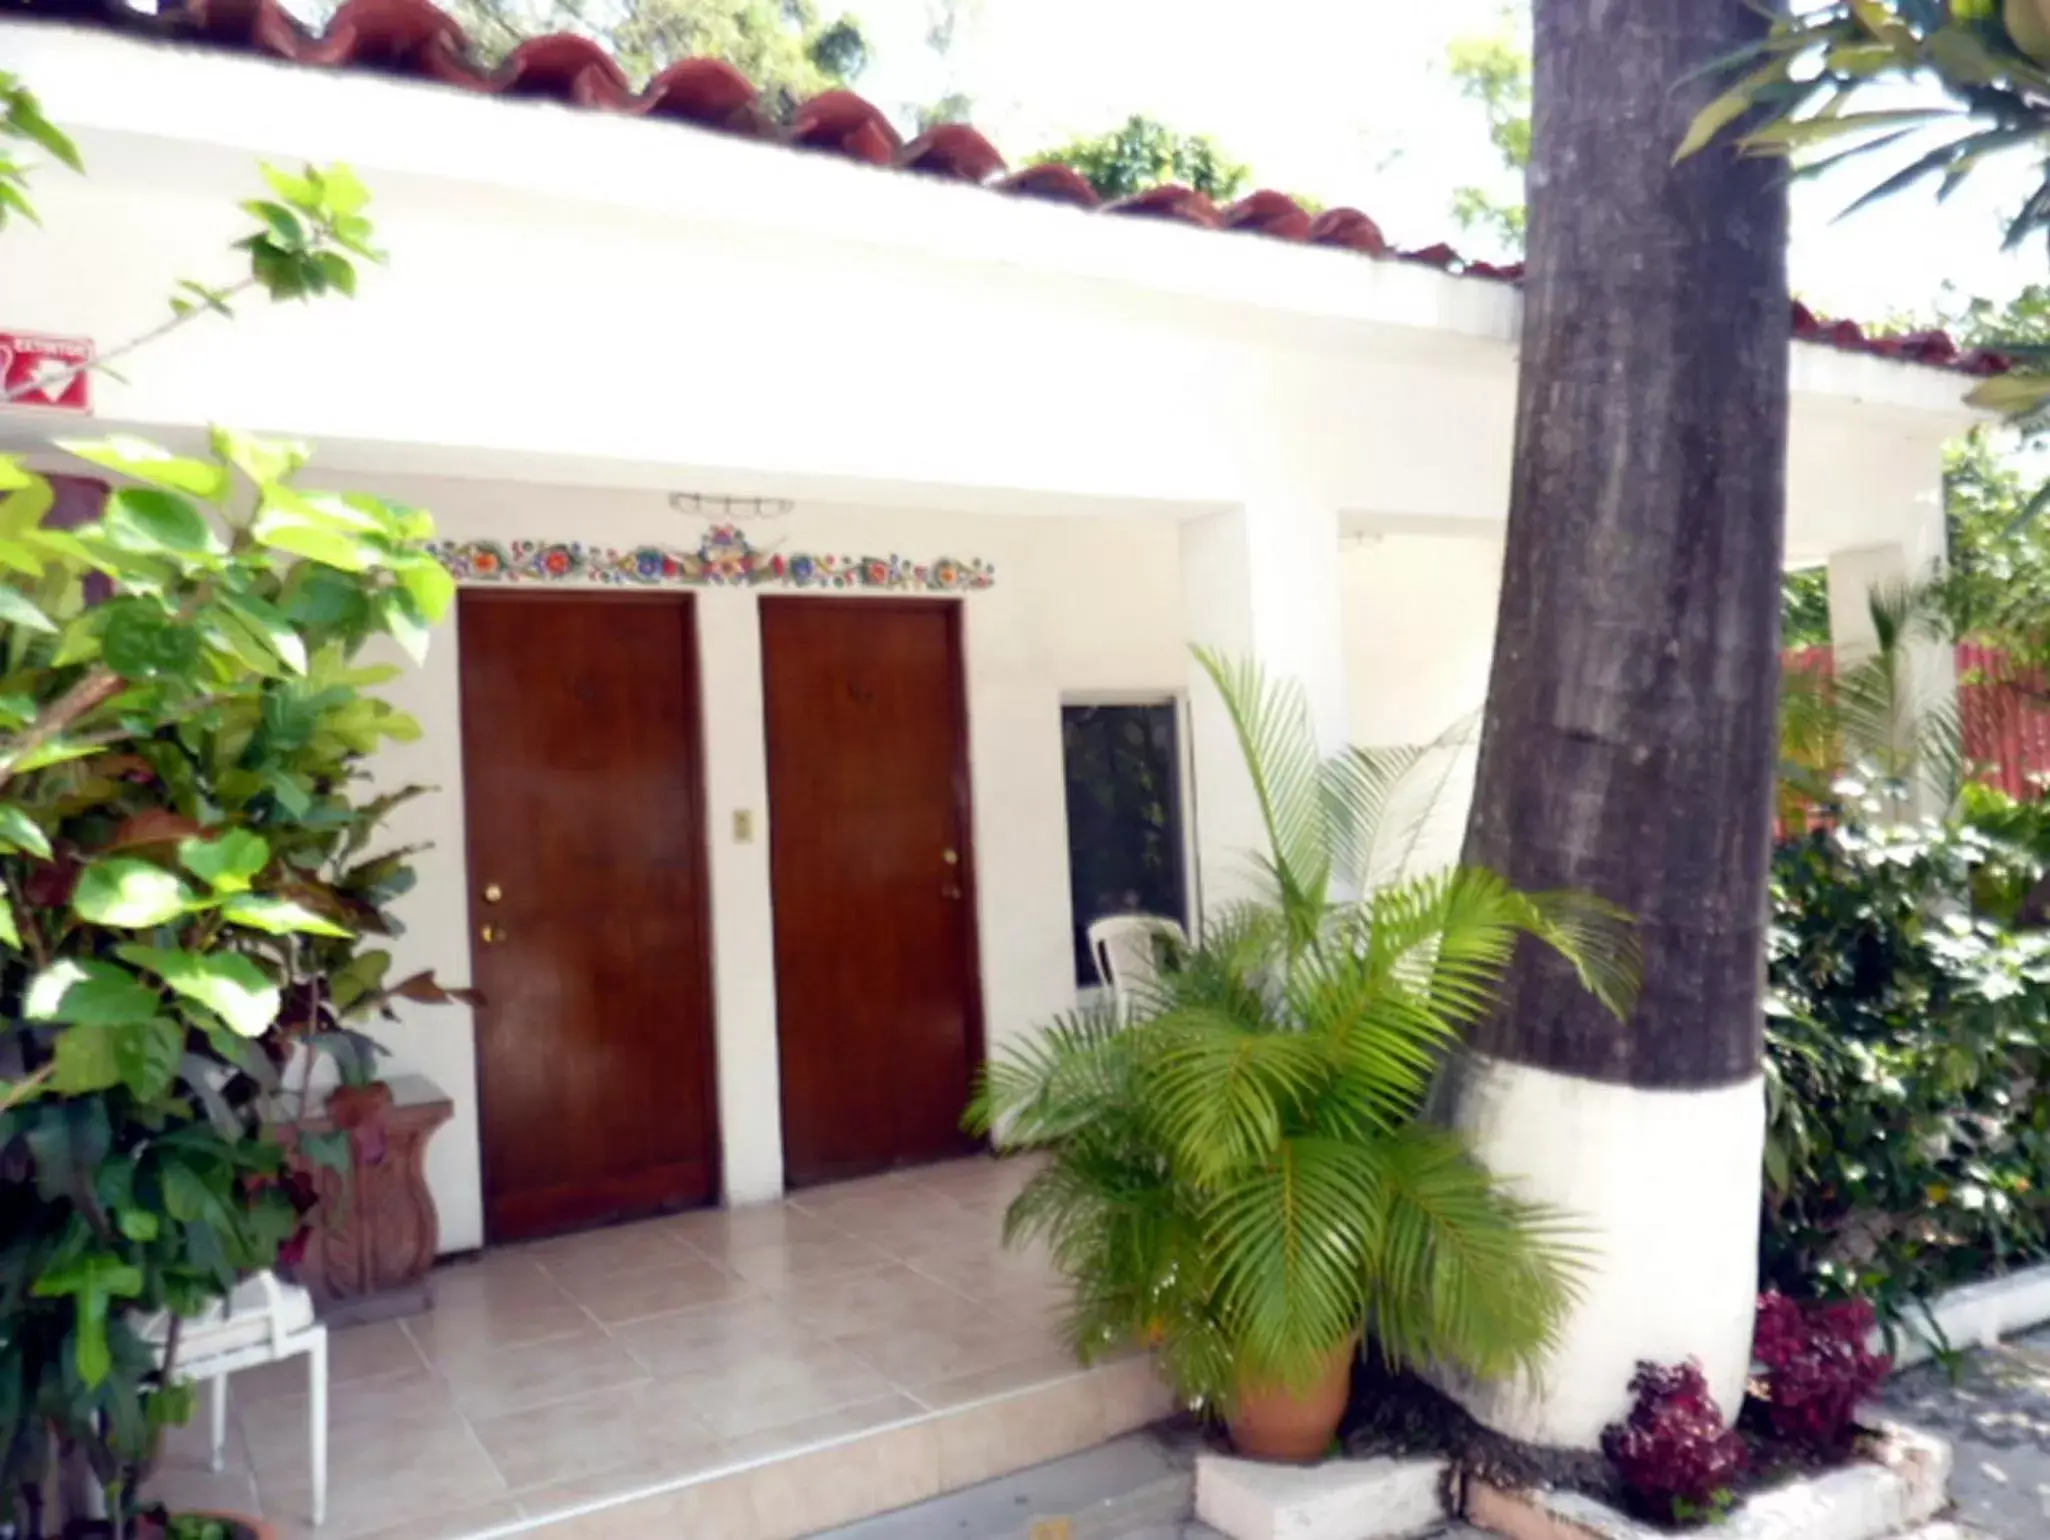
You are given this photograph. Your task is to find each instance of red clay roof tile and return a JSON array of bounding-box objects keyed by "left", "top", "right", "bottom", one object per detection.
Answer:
[
  {"left": 1307, "top": 207, "right": 1388, "bottom": 256},
  {"left": 14, "top": 1, "right": 2005, "bottom": 378},
  {"left": 787, "top": 89, "right": 901, "bottom": 166},
  {"left": 997, "top": 163, "right": 1102, "bottom": 208},
  {"left": 638, "top": 57, "right": 761, "bottom": 132},
  {"left": 1223, "top": 190, "right": 1312, "bottom": 241},
  {"left": 1107, "top": 184, "right": 1221, "bottom": 228},
  {"left": 898, "top": 123, "right": 1006, "bottom": 183},
  {"left": 497, "top": 33, "right": 634, "bottom": 107}
]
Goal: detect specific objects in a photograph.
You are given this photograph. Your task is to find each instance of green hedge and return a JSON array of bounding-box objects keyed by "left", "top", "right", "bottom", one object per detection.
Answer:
[{"left": 1763, "top": 787, "right": 2050, "bottom": 1333}]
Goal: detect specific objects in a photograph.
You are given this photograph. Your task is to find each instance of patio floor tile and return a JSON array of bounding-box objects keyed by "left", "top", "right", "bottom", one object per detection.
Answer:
[{"left": 201, "top": 1154, "right": 1139, "bottom": 1538}]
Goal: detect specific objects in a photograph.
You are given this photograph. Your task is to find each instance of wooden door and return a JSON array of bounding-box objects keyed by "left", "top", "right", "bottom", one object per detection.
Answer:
[
  {"left": 761, "top": 598, "right": 982, "bottom": 1187},
  {"left": 458, "top": 591, "right": 719, "bottom": 1242}
]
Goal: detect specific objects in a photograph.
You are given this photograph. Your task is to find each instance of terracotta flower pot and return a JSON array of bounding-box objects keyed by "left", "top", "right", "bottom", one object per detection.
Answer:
[
  {"left": 326, "top": 1079, "right": 394, "bottom": 1165},
  {"left": 326, "top": 1080, "right": 394, "bottom": 1128},
  {"left": 1226, "top": 1337, "right": 1358, "bottom": 1463}
]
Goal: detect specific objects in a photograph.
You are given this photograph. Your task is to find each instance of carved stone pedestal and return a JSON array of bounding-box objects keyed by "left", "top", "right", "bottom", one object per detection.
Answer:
[{"left": 282, "top": 1074, "right": 453, "bottom": 1326}]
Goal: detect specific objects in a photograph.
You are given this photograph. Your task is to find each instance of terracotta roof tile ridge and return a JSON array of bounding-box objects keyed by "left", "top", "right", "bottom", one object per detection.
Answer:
[{"left": 0, "top": 0, "right": 2003, "bottom": 376}]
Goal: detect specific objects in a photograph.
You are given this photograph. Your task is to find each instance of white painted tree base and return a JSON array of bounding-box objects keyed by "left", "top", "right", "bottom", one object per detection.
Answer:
[{"left": 1434, "top": 1053, "right": 1767, "bottom": 1450}]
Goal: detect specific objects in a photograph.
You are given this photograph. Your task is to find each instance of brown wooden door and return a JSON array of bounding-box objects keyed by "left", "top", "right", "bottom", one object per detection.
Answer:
[
  {"left": 457, "top": 591, "right": 719, "bottom": 1242},
  {"left": 761, "top": 598, "right": 982, "bottom": 1187}
]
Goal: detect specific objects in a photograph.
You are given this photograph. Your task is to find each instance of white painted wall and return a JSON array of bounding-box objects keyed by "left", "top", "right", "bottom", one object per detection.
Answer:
[
  {"left": 1341, "top": 533, "right": 1502, "bottom": 878},
  {"left": 324, "top": 472, "right": 1189, "bottom": 1249}
]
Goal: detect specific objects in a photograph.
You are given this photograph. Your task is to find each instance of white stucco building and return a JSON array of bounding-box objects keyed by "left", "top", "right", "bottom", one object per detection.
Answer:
[{"left": 3, "top": 12, "right": 1979, "bottom": 1267}]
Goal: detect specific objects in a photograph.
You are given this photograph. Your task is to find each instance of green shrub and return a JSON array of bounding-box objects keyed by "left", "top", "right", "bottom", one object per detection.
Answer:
[{"left": 1763, "top": 790, "right": 2050, "bottom": 1328}]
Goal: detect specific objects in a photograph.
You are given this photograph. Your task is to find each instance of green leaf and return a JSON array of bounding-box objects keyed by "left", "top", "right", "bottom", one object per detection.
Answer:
[
  {"left": 298, "top": 1127, "right": 354, "bottom": 1176},
  {"left": 103, "top": 487, "right": 224, "bottom": 556},
  {"left": 0, "top": 886, "right": 19, "bottom": 950},
  {"left": 52, "top": 1021, "right": 121, "bottom": 1093},
  {"left": 25, "top": 959, "right": 163, "bottom": 1025},
  {"left": 56, "top": 437, "right": 233, "bottom": 505},
  {"left": 116, "top": 946, "right": 281, "bottom": 1038},
  {"left": 242, "top": 199, "right": 308, "bottom": 249},
  {"left": 260, "top": 163, "right": 320, "bottom": 208},
  {"left": 178, "top": 830, "right": 270, "bottom": 893},
  {"left": 253, "top": 489, "right": 377, "bottom": 572},
  {"left": 102, "top": 600, "right": 202, "bottom": 679},
  {"left": 1966, "top": 371, "right": 2050, "bottom": 414},
  {"left": 209, "top": 426, "right": 308, "bottom": 488},
  {"left": 72, "top": 857, "right": 195, "bottom": 927},
  {"left": 0, "top": 583, "right": 56, "bottom": 634},
  {"left": 0, "top": 802, "right": 53, "bottom": 859},
  {"left": 221, "top": 591, "right": 308, "bottom": 674},
  {"left": 381, "top": 589, "right": 430, "bottom": 665},
  {"left": 314, "top": 250, "right": 358, "bottom": 298},
  {"left": 315, "top": 161, "right": 371, "bottom": 217},
  {"left": 113, "top": 1016, "right": 184, "bottom": 1099},
  {"left": 116, "top": 1207, "right": 159, "bottom": 1242},
  {"left": 219, "top": 893, "right": 352, "bottom": 937},
  {"left": 33, "top": 1255, "right": 143, "bottom": 1388},
  {"left": 396, "top": 555, "right": 455, "bottom": 625}
]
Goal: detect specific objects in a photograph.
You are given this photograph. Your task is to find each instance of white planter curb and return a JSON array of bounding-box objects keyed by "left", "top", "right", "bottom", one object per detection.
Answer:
[
  {"left": 1194, "top": 1453, "right": 1450, "bottom": 1540},
  {"left": 1463, "top": 1424, "right": 1950, "bottom": 1540},
  {"left": 1883, "top": 1260, "right": 2050, "bottom": 1370}
]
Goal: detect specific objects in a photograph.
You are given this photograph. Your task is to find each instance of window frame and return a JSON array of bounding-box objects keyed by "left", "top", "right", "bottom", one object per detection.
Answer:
[{"left": 1056, "top": 689, "right": 1199, "bottom": 997}]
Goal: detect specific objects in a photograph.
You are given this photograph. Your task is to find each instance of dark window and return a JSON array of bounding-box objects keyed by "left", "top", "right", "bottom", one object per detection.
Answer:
[{"left": 1061, "top": 702, "right": 1188, "bottom": 986}]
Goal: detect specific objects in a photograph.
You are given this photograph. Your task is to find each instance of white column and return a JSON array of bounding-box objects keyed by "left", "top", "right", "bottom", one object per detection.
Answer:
[
  {"left": 1179, "top": 497, "right": 1349, "bottom": 917},
  {"left": 694, "top": 589, "right": 786, "bottom": 1205}
]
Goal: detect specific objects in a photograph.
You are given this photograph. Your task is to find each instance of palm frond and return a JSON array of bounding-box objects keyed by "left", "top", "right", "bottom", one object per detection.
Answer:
[
  {"left": 1322, "top": 740, "right": 1427, "bottom": 893},
  {"left": 1331, "top": 711, "right": 1483, "bottom": 892},
  {"left": 1364, "top": 1126, "right": 1586, "bottom": 1384},
  {"left": 1194, "top": 647, "right": 1330, "bottom": 924},
  {"left": 965, "top": 998, "right": 1132, "bottom": 1146},
  {"left": 1503, "top": 888, "right": 1643, "bottom": 1022},
  {"left": 1143, "top": 1009, "right": 1329, "bottom": 1183},
  {"left": 1206, "top": 1135, "right": 1379, "bottom": 1391}
]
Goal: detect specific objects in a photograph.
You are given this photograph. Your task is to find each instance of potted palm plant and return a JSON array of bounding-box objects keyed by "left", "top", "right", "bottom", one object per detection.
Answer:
[{"left": 969, "top": 651, "right": 1640, "bottom": 1461}]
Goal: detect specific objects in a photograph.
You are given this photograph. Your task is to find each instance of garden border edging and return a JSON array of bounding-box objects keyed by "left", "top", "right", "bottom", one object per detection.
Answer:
[
  {"left": 1462, "top": 1423, "right": 1950, "bottom": 1540},
  {"left": 1884, "top": 1260, "right": 2050, "bottom": 1370}
]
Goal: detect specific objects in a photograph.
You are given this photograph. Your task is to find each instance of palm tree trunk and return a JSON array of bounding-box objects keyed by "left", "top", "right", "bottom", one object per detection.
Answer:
[{"left": 1437, "top": 0, "right": 1788, "bottom": 1449}]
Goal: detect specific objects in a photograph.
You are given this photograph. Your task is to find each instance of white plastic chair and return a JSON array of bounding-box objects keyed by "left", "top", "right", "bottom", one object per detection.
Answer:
[
  {"left": 1087, "top": 913, "right": 1188, "bottom": 1022},
  {"left": 143, "top": 1270, "right": 328, "bottom": 1526}
]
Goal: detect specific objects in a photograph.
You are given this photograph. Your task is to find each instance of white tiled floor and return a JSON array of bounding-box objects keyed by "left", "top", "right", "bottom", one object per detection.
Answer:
[{"left": 146, "top": 1154, "right": 1170, "bottom": 1540}]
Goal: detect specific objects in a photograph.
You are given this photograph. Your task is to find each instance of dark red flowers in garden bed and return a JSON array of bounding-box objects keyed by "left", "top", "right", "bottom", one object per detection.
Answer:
[
  {"left": 1601, "top": 1359, "right": 1748, "bottom": 1524},
  {"left": 1751, "top": 1291, "right": 1891, "bottom": 1455}
]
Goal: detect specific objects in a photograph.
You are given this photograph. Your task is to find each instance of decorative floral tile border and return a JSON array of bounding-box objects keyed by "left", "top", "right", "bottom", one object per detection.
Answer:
[{"left": 429, "top": 525, "right": 995, "bottom": 593}]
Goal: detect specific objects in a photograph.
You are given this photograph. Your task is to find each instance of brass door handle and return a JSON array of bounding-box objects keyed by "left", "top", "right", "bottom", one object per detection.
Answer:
[{"left": 479, "top": 923, "right": 506, "bottom": 945}]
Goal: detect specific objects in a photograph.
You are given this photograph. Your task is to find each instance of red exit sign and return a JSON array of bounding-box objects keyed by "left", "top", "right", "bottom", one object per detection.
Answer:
[{"left": 0, "top": 331, "right": 92, "bottom": 414}]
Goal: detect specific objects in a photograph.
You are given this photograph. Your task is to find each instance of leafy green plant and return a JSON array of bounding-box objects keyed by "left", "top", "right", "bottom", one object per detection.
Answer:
[
  {"left": 0, "top": 429, "right": 454, "bottom": 1538},
  {"left": 1763, "top": 793, "right": 2050, "bottom": 1330},
  {"left": 967, "top": 651, "right": 1639, "bottom": 1412},
  {"left": 1029, "top": 114, "right": 1251, "bottom": 202},
  {"left": 1779, "top": 582, "right": 1963, "bottom": 825},
  {"left": 0, "top": 72, "right": 450, "bottom": 1539}
]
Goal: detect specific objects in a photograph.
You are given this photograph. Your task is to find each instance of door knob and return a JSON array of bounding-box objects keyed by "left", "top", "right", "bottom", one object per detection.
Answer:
[
  {"left": 941, "top": 849, "right": 959, "bottom": 866},
  {"left": 483, "top": 883, "right": 504, "bottom": 903},
  {"left": 479, "top": 923, "right": 506, "bottom": 945}
]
